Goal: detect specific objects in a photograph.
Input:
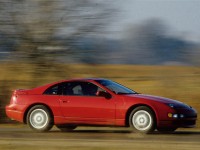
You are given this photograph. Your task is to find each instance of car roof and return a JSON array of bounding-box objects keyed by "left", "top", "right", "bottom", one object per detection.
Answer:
[
  {"left": 59, "top": 78, "right": 107, "bottom": 82},
  {"left": 42, "top": 78, "right": 107, "bottom": 87}
]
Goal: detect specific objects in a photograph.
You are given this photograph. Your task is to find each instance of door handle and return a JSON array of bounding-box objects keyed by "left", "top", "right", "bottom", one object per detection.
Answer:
[{"left": 59, "top": 99, "right": 70, "bottom": 103}]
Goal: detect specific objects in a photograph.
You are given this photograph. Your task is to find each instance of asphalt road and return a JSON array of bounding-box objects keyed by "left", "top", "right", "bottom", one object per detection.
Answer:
[{"left": 0, "top": 124, "right": 200, "bottom": 150}]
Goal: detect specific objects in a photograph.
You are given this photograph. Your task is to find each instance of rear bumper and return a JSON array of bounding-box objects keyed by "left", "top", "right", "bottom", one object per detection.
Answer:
[{"left": 6, "top": 104, "right": 25, "bottom": 123}]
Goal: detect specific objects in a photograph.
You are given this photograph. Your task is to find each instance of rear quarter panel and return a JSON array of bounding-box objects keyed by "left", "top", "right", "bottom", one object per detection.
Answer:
[{"left": 17, "top": 94, "right": 63, "bottom": 123}]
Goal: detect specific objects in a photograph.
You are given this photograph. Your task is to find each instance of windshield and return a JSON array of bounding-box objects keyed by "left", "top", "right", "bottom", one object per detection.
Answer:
[{"left": 95, "top": 79, "right": 137, "bottom": 94}]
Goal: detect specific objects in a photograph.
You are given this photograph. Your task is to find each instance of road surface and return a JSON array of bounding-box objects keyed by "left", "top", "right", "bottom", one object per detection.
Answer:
[{"left": 0, "top": 124, "right": 200, "bottom": 150}]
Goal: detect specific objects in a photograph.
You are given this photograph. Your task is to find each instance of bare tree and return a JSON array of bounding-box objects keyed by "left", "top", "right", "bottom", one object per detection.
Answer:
[
  {"left": 0, "top": 0, "right": 116, "bottom": 96},
  {"left": 5, "top": 0, "right": 115, "bottom": 58},
  {"left": 121, "top": 18, "right": 192, "bottom": 65},
  {"left": 0, "top": 0, "right": 116, "bottom": 82}
]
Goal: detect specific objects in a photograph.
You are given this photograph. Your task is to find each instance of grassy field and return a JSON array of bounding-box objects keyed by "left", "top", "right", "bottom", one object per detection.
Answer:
[{"left": 0, "top": 63, "right": 200, "bottom": 127}]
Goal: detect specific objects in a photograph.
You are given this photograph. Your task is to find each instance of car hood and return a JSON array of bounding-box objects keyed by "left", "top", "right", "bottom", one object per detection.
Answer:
[{"left": 127, "top": 94, "right": 185, "bottom": 105}]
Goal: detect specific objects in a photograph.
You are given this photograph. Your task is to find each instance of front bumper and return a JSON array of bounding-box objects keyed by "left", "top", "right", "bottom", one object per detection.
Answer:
[
  {"left": 158, "top": 107, "right": 197, "bottom": 128},
  {"left": 158, "top": 117, "right": 197, "bottom": 128}
]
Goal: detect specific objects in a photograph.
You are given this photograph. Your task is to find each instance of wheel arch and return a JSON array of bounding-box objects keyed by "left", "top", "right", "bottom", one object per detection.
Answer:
[
  {"left": 125, "top": 104, "right": 157, "bottom": 127},
  {"left": 23, "top": 103, "right": 54, "bottom": 124}
]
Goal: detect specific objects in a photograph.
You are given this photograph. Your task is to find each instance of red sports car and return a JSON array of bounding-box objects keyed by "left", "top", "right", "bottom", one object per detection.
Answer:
[{"left": 6, "top": 78, "right": 197, "bottom": 133}]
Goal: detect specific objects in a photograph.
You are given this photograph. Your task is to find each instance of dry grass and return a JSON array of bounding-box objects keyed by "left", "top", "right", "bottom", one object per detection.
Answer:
[{"left": 0, "top": 63, "right": 200, "bottom": 127}]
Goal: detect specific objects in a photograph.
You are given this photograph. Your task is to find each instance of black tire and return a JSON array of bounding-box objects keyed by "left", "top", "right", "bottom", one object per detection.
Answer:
[
  {"left": 26, "top": 105, "right": 53, "bottom": 132},
  {"left": 129, "top": 106, "right": 156, "bottom": 134},
  {"left": 56, "top": 125, "right": 77, "bottom": 132}
]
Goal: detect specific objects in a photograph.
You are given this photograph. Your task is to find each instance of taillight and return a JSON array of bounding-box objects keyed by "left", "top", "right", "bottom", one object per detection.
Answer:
[
  {"left": 13, "top": 95, "right": 17, "bottom": 103},
  {"left": 10, "top": 89, "right": 27, "bottom": 104},
  {"left": 10, "top": 95, "right": 18, "bottom": 104}
]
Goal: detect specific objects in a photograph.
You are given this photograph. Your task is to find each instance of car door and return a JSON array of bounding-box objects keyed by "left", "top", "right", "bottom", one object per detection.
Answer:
[{"left": 59, "top": 81, "right": 116, "bottom": 125}]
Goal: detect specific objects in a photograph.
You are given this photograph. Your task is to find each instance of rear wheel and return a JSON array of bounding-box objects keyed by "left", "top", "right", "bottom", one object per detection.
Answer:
[
  {"left": 129, "top": 106, "right": 156, "bottom": 134},
  {"left": 27, "top": 105, "right": 53, "bottom": 132},
  {"left": 56, "top": 125, "right": 77, "bottom": 132}
]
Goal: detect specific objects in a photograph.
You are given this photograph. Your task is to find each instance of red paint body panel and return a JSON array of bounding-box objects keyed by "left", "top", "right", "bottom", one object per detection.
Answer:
[
  {"left": 6, "top": 104, "right": 25, "bottom": 122},
  {"left": 59, "top": 96, "right": 115, "bottom": 123},
  {"left": 5, "top": 78, "right": 197, "bottom": 129}
]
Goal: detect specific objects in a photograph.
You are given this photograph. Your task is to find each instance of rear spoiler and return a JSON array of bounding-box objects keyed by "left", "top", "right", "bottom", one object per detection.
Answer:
[{"left": 13, "top": 89, "right": 29, "bottom": 95}]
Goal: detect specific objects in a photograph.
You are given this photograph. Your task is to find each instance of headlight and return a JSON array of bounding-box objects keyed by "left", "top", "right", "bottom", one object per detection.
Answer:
[
  {"left": 167, "top": 103, "right": 191, "bottom": 109},
  {"left": 168, "top": 113, "right": 185, "bottom": 119},
  {"left": 168, "top": 103, "right": 175, "bottom": 108}
]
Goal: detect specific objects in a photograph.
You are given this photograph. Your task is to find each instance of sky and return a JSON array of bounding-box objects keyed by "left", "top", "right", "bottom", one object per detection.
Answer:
[{"left": 111, "top": 0, "right": 200, "bottom": 42}]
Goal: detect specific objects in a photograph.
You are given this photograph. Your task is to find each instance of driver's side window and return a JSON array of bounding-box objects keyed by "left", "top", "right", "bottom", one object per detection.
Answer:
[{"left": 63, "top": 82, "right": 104, "bottom": 96}]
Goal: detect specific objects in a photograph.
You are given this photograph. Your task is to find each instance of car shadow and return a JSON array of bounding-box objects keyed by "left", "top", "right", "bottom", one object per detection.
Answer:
[
  {"left": 51, "top": 128, "right": 200, "bottom": 135},
  {"left": 153, "top": 130, "right": 200, "bottom": 135},
  {"left": 52, "top": 129, "right": 132, "bottom": 134}
]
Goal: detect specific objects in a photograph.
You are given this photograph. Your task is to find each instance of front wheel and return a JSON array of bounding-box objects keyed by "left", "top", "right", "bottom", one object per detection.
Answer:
[
  {"left": 129, "top": 106, "right": 156, "bottom": 134},
  {"left": 27, "top": 105, "right": 53, "bottom": 132}
]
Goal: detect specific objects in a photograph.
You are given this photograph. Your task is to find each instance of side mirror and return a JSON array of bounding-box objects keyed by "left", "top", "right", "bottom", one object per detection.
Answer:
[{"left": 97, "top": 91, "right": 112, "bottom": 99}]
